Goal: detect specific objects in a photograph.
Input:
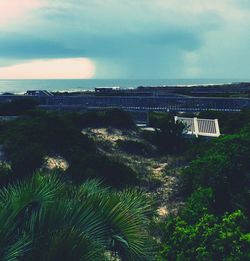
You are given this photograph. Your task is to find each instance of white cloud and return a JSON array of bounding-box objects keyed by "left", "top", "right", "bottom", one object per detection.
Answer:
[
  {"left": 0, "top": 58, "right": 95, "bottom": 79},
  {"left": 0, "top": 0, "right": 45, "bottom": 27}
]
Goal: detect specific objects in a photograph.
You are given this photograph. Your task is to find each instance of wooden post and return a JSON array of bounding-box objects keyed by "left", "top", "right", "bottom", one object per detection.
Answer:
[
  {"left": 215, "top": 119, "right": 220, "bottom": 137},
  {"left": 193, "top": 117, "right": 199, "bottom": 138}
]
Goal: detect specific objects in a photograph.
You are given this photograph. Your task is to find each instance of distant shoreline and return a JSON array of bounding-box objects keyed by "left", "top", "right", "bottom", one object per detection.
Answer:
[
  {"left": 8, "top": 82, "right": 250, "bottom": 96},
  {"left": 0, "top": 79, "right": 250, "bottom": 95}
]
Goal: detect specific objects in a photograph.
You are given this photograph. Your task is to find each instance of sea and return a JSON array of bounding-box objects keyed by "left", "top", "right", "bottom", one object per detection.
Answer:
[{"left": 0, "top": 79, "right": 249, "bottom": 94}]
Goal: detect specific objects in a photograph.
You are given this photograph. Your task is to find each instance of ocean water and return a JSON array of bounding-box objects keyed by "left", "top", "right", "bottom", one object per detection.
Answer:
[{"left": 0, "top": 79, "right": 249, "bottom": 94}]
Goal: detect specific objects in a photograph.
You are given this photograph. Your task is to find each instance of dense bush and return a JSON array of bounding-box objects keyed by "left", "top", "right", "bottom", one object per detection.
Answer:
[
  {"left": 104, "top": 108, "right": 135, "bottom": 129},
  {"left": 0, "top": 162, "right": 11, "bottom": 186},
  {"left": 67, "top": 153, "right": 138, "bottom": 188},
  {"left": 0, "top": 110, "right": 139, "bottom": 188},
  {"left": 0, "top": 111, "right": 95, "bottom": 180},
  {"left": 67, "top": 108, "right": 135, "bottom": 129},
  {"left": 158, "top": 123, "right": 250, "bottom": 260},
  {"left": 159, "top": 210, "right": 250, "bottom": 260},
  {"left": 199, "top": 110, "right": 250, "bottom": 134},
  {"left": 0, "top": 98, "right": 37, "bottom": 116},
  {"left": 116, "top": 139, "right": 156, "bottom": 156},
  {"left": 181, "top": 125, "right": 250, "bottom": 215},
  {"left": 142, "top": 112, "right": 186, "bottom": 154},
  {"left": 179, "top": 187, "right": 215, "bottom": 224},
  {"left": 182, "top": 137, "right": 213, "bottom": 161}
]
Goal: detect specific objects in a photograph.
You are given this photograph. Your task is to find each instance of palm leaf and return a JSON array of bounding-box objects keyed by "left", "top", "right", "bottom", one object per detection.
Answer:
[
  {"left": 0, "top": 174, "right": 154, "bottom": 260},
  {"left": 2, "top": 234, "right": 31, "bottom": 261}
]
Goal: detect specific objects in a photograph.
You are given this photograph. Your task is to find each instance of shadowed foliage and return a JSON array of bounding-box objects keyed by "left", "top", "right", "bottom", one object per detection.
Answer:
[
  {"left": 0, "top": 98, "right": 38, "bottom": 116},
  {"left": 0, "top": 173, "right": 154, "bottom": 260},
  {"left": 143, "top": 112, "right": 186, "bottom": 154}
]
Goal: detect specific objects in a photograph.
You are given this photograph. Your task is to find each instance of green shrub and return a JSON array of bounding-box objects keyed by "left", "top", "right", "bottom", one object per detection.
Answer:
[
  {"left": 0, "top": 98, "right": 37, "bottom": 116},
  {"left": 199, "top": 110, "right": 250, "bottom": 134},
  {"left": 68, "top": 153, "right": 139, "bottom": 189},
  {"left": 181, "top": 125, "right": 250, "bottom": 215},
  {"left": 67, "top": 108, "right": 135, "bottom": 129},
  {"left": 143, "top": 112, "right": 186, "bottom": 154},
  {"left": 116, "top": 139, "right": 156, "bottom": 156},
  {"left": 180, "top": 187, "right": 215, "bottom": 224},
  {"left": 159, "top": 210, "right": 250, "bottom": 261},
  {"left": 1, "top": 111, "right": 95, "bottom": 180},
  {"left": 0, "top": 162, "right": 12, "bottom": 186}
]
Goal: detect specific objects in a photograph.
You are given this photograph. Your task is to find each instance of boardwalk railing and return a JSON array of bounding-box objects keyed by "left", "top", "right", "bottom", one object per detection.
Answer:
[{"left": 174, "top": 116, "right": 220, "bottom": 137}]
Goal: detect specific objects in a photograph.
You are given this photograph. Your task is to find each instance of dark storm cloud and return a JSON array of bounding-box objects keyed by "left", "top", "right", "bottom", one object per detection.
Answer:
[
  {"left": 0, "top": 33, "right": 82, "bottom": 59},
  {"left": 0, "top": 0, "right": 249, "bottom": 78},
  {"left": 0, "top": 26, "right": 202, "bottom": 60}
]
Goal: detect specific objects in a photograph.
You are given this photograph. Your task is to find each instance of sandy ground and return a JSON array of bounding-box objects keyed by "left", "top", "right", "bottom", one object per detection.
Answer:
[
  {"left": 43, "top": 156, "right": 69, "bottom": 171},
  {"left": 82, "top": 127, "right": 180, "bottom": 219},
  {"left": 82, "top": 128, "right": 138, "bottom": 143}
]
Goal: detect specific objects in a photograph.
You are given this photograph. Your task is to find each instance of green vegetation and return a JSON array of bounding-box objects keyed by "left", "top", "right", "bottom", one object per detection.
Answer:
[
  {"left": 156, "top": 120, "right": 250, "bottom": 259},
  {"left": 0, "top": 102, "right": 250, "bottom": 260},
  {"left": 159, "top": 210, "right": 250, "bottom": 260},
  {"left": 199, "top": 109, "right": 250, "bottom": 134},
  {"left": 0, "top": 110, "right": 94, "bottom": 179},
  {"left": 143, "top": 112, "right": 186, "bottom": 154},
  {"left": 116, "top": 139, "right": 156, "bottom": 157},
  {"left": 67, "top": 153, "right": 139, "bottom": 188},
  {"left": 181, "top": 125, "right": 250, "bottom": 215},
  {"left": 0, "top": 99, "right": 37, "bottom": 116},
  {"left": 0, "top": 109, "right": 137, "bottom": 188},
  {"left": 68, "top": 108, "right": 135, "bottom": 129},
  {"left": 0, "top": 173, "right": 154, "bottom": 260}
]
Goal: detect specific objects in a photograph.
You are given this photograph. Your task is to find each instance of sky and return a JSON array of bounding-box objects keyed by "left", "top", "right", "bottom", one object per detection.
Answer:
[{"left": 0, "top": 0, "right": 250, "bottom": 79}]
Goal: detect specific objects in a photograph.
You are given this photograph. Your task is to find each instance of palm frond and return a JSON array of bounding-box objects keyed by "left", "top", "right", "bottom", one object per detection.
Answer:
[
  {"left": 0, "top": 174, "right": 154, "bottom": 260},
  {"left": 2, "top": 234, "right": 31, "bottom": 261},
  {"left": 0, "top": 173, "right": 64, "bottom": 211},
  {"left": 27, "top": 229, "right": 105, "bottom": 261}
]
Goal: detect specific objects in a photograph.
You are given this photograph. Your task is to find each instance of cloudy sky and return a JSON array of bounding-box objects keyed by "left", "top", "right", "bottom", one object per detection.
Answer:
[{"left": 0, "top": 0, "right": 250, "bottom": 79}]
